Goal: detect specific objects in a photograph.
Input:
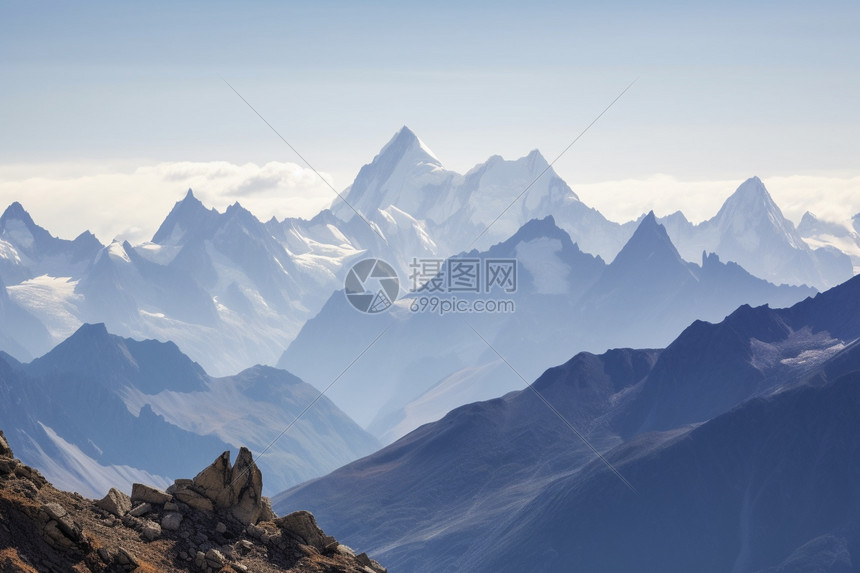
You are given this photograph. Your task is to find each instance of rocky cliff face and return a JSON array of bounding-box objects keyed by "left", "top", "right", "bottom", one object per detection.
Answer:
[{"left": 0, "top": 429, "right": 385, "bottom": 572}]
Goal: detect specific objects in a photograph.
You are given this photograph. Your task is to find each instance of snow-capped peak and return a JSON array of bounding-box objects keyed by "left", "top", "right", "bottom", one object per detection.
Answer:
[
  {"left": 107, "top": 240, "right": 132, "bottom": 263},
  {"left": 331, "top": 127, "right": 452, "bottom": 223},
  {"left": 713, "top": 177, "right": 806, "bottom": 250},
  {"left": 378, "top": 126, "right": 441, "bottom": 166},
  {"left": 525, "top": 148, "right": 550, "bottom": 170},
  {"left": 151, "top": 188, "right": 219, "bottom": 245},
  {"left": 716, "top": 177, "right": 781, "bottom": 222}
]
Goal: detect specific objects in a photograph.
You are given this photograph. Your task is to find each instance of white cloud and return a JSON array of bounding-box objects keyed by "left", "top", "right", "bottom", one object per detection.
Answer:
[
  {"left": 1, "top": 164, "right": 859, "bottom": 247},
  {"left": 571, "top": 173, "right": 860, "bottom": 226},
  {"left": 0, "top": 161, "right": 337, "bottom": 244}
]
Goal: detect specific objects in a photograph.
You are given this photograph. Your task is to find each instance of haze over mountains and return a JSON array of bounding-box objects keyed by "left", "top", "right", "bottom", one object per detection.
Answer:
[
  {"left": 0, "top": 127, "right": 852, "bottom": 376},
  {"left": 2, "top": 126, "right": 860, "bottom": 571},
  {"left": 279, "top": 211, "right": 815, "bottom": 441},
  {"left": 276, "top": 274, "right": 860, "bottom": 572},
  {"left": 0, "top": 126, "right": 856, "bottom": 456}
]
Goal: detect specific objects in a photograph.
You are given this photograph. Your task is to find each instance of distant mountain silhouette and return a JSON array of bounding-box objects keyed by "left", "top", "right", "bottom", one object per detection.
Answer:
[{"left": 0, "top": 324, "right": 379, "bottom": 498}]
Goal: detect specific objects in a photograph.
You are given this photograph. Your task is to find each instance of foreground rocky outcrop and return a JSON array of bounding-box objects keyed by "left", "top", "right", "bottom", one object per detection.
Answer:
[{"left": 0, "top": 429, "right": 385, "bottom": 572}]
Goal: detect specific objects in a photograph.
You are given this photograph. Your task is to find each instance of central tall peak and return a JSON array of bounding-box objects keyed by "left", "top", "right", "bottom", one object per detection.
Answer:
[
  {"left": 716, "top": 176, "right": 781, "bottom": 220},
  {"left": 332, "top": 126, "right": 449, "bottom": 222},
  {"left": 376, "top": 125, "right": 441, "bottom": 167}
]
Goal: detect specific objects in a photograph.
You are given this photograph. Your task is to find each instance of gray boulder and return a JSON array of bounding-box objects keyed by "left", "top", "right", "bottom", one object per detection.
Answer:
[
  {"left": 275, "top": 510, "right": 336, "bottom": 550},
  {"left": 131, "top": 483, "right": 171, "bottom": 505},
  {"left": 96, "top": 488, "right": 133, "bottom": 517},
  {"left": 173, "top": 487, "right": 214, "bottom": 512}
]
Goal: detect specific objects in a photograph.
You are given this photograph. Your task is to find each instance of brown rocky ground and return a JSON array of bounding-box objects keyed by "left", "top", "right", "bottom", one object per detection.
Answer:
[{"left": 0, "top": 430, "right": 385, "bottom": 573}]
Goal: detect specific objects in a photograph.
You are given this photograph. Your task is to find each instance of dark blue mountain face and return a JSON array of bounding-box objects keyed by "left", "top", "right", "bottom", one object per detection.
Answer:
[
  {"left": 274, "top": 270, "right": 860, "bottom": 572},
  {"left": 472, "top": 371, "right": 860, "bottom": 573},
  {"left": 1, "top": 323, "right": 227, "bottom": 480},
  {"left": 0, "top": 347, "right": 229, "bottom": 480},
  {"left": 785, "top": 274, "right": 860, "bottom": 341},
  {"left": 623, "top": 274, "right": 860, "bottom": 437},
  {"left": 274, "top": 348, "right": 661, "bottom": 570},
  {"left": 27, "top": 323, "right": 208, "bottom": 394},
  {"left": 0, "top": 323, "right": 379, "bottom": 498}
]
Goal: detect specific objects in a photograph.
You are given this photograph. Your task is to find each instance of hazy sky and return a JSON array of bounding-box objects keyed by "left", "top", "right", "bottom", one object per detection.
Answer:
[{"left": 2, "top": 1, "right": 859, "bottom": 242}]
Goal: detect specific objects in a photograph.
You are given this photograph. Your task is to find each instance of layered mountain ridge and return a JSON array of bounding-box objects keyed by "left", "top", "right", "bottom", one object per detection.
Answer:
[
  {"left": 275, "top": 271, "right": 860, "bottom": 573},
  {"left": 1, "top": 126, "right": 859, "bottom": 572},
  {"left": 0, "top": 323, "right": 379, "bottom": 499},
  {"left": 0, "top": 128, "right": 853, "bottom": 377},
  {"left": 278, "top": 210, "right": 815, "bottom": 441}
]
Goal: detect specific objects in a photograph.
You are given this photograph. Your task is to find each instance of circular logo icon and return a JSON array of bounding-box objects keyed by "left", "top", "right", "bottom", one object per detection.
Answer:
[{"left": 344, "top": 258, "right": 400, "bottom": 314}]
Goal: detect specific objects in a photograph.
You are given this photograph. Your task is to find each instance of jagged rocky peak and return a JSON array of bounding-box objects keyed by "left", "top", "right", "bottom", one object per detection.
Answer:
[
  {"left": 379, "top": 125, "right": 440, "bottom": 165},
  {"left": 151, "top": 188, "right": 221, "bottom": 245},
  {"left": 722, "top": 176, "right": 775, "bottom": 209},
  {"left": 715, "top": 176, "right": 799, "bottom": 236},
  {"left": 0, "top": 431, "right": 386, "bottom": 572},
  {"left": 0, "top": 201, "right": 34, "bottom": 227},
  {"left": 0, "top": 201, "right": 47, "bottom": 251},
  {"left": 183, "top": 447, "right": 270, "bottom": 526},
  {"left": 504, "top": 215, "right": 564, "bottom": 243},
  {"left": 613, "top": 211, "right": 682, "bottom": 265},
  {"left": 798, "top": 210, "right": 856, "bottom": 238}
]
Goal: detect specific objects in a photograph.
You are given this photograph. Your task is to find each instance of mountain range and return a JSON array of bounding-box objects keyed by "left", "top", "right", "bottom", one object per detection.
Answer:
[
  {"left": 331, "top": 128, "right": 851, "bottom": 291},
  {"left": 278, "top": 210, "right": 815, "bottom": 441},
  {"left": 0, "top": 323, "right": 378, "bottom": 498},
  {"left": 2, "top": 126, "right": 860, "bottom": 571},
  {"left": 274, "top": 272, "right": 860, "bottom": 572},
  {"left": 0, "top": 127, "right": 854, "bottom": 379}
]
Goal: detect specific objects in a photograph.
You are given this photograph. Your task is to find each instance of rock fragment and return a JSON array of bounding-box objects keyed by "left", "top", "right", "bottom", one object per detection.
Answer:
[{"left": 96, "top": 487, "right": 132, "bottom": 517}]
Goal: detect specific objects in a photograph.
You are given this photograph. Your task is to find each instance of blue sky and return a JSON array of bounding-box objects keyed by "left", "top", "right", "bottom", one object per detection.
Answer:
[{"left": 1, "top": 1, "right": 859, "bottom": 241}]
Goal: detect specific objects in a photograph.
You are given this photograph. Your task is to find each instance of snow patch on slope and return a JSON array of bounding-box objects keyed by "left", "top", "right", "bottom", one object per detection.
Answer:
[
  {"left": 515, "top": 238, "right": 570, "bottom": 295},
  {"left": 6, "top": 275, "right": 82, "bottom": 341},
  {"left": 0, "top": 239, "right": 21, "bottom": 263},
  {"left": 749, "top": 327, "right": 845, "bottom": 373}
]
